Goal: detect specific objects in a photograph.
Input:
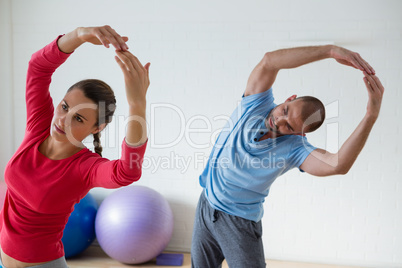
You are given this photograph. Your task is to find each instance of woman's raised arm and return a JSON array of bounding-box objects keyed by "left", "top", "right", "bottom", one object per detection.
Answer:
[{"left": 115, "top": 50, "right": 150, "bottom": 146}]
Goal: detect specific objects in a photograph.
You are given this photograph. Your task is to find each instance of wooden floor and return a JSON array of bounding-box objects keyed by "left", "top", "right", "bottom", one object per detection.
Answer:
[{"left": 66, "top": 246, "right": 362, "bottom": 268}]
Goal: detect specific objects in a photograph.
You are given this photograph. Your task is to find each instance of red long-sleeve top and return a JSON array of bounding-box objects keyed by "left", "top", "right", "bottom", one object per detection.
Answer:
[{"left": 0, "top": 36, "right": 147, "bottom": 262}]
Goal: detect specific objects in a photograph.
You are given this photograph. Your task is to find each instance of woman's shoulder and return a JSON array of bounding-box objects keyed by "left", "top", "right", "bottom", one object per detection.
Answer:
[{"left": 75, "top": 149, "right": 108, "bottom": 167}]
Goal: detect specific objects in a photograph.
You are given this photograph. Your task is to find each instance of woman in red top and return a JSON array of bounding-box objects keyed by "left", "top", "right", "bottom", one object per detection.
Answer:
[{"left": 0, "top": 25, "right": 150, "bottom": 267}]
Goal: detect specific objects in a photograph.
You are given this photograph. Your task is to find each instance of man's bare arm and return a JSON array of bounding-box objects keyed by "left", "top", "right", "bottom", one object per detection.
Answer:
[
  {"left": 244, "top": 45, "right": 375, "bottom": 96},
  {"left": 300, "top": 73, "right": 384, "bottom": 176}
]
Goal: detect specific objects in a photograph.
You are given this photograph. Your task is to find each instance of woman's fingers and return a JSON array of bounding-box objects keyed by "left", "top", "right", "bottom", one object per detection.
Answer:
[
  {"left": 118, "top": 51, "right": 148, "bottom": 77},
  {"left": 114, "top": 55, "right": 129, "bottom": 75},
  {"left": 103, "top": 26, "right": 129, "bottom": 51},
  {"left": 115, "top": 50, "right": 149, "bottom": 82},
  {"left": 115, "top": 51, "right": 149, "bottom": 86},
  {"left": 129, "top": 54, "right": 143, "bottom": 73},
  {"left": 115, "top": 51, "right": 136, "bottom": 73},
  {"left": 115, "top": 50, "right": 150, "bottom": 104},
  {"left": 93, "top": 28, "right": 111, "bottom": 48},
  {"left": 144, "top": 62, "right": 151, "bottom": 83},
  {"left": 76, "top": 25, "right": 129, "bottom": 52},
  {"left": 130, "top": 56, "right": 150, "bottom": 85},
  {"left": 90, "top": 25, "right": 128, "bottom": 51}
]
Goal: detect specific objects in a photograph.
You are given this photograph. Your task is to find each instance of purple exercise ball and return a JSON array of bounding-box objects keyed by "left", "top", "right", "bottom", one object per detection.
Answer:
[{"left": 95, "top": 186, "right": 174, "bottom": 264}]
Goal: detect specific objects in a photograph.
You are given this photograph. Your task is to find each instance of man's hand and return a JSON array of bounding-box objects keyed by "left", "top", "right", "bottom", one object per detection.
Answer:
[
  {"left": 330, "top": 46, "right": 375, "bottom": 74},
  {"left": 363, "top": 72, "right": 384, "bottom": 120},
  {"left": 300, "top": 72, "right": 384, "bottom": 177}
]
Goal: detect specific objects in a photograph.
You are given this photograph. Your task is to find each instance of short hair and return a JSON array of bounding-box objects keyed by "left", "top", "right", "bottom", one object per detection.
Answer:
[{"left": 294, "top": 96, "right": 325, "bottom": 133}]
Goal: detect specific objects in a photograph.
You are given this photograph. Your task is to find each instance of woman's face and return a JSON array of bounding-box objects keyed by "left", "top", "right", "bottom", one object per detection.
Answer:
[{"left": 51, "top": 88, "right": 99, "bottom": 146}]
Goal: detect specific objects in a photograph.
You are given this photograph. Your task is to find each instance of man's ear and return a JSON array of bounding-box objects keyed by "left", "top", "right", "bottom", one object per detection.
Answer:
[
  {"left": 285, "top": 95, "right": 297, "bottom": 102},
  {"left": 92, "top": 123, "right": 107, "bottom": 135}
]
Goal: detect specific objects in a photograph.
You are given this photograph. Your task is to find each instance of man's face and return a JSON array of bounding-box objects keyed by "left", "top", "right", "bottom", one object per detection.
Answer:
[{"left": 266, "top": 98, "right": 305, "bottom": 135}]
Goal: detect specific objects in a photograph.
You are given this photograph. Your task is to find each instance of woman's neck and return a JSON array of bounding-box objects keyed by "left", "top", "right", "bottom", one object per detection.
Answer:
[{"left": 39, "top": 136, "right": 83, "bottom": 160}]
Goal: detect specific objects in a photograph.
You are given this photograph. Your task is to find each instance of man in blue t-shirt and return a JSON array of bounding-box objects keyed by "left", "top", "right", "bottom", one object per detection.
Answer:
[{"left": 191, "top": 45, "right": 384, "bottom": 267}]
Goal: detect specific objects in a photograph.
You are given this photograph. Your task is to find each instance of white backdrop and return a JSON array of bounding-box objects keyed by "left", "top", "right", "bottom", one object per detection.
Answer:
[{"left": 1, "top": 0, "right": 401, "bottom": 267}]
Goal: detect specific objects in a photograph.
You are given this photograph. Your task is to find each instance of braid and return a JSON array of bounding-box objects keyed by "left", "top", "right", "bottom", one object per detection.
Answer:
[{"left": 93, "top": 132, "right": 103, "bottom": 157}]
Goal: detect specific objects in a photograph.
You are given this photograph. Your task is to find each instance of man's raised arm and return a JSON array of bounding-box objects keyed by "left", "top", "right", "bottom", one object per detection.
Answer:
[
  {"left": 300, "top": 72, "right": 384, "bottom": 176},
  {"left": 244, "top": 45, "right": 375, "bottom": 96}
]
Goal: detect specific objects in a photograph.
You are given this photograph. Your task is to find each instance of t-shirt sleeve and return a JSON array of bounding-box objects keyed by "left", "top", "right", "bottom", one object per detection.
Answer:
[
  {"left": 287, "top": 136, "right": 317, "bottom": 171},
  {"left": 26, "top": 35, "right": 71, "bottom": 133},
  {"left": 81, "top": 140, "right": 148, "bottom": 189},
  {"left": 241, "top": 88, "right": 274, "bottom": 111}
]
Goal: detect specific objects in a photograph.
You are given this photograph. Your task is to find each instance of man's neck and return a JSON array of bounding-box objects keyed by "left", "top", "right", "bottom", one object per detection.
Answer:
[{"left": 260, "top": 131, "right": 283, "bottom": 141}]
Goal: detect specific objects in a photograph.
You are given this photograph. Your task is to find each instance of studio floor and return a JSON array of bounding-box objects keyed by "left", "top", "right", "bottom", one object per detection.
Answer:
[{"left": 66, "top": 246, "right": 362, "bottom": 268}]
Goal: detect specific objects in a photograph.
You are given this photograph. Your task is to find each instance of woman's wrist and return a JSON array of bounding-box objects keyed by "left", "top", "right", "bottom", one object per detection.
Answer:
[
  {"left": 128, "top": 99, "right": 147, "bottom": 110},
  {"left": 57, "top": 28, "right": 85, "bottom": 54}
]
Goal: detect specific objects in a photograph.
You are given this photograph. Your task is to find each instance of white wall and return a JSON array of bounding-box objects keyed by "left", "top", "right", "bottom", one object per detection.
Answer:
[
  {"left": 2, "top": 0, "right": 401, "bottom": 267},
  {"left": 0, "top": 0, "right": 14, "bottom": 179}
]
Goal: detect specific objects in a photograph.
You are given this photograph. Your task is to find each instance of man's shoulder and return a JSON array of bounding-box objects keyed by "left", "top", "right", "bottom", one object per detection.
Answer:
[{"left": 242, "top": 88, "right": 273, "bottom": 102}]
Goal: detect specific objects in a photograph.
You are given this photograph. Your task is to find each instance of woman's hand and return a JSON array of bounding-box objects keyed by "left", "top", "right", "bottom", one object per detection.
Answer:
[
  {"left": 76, "top": 26, "right": 129, "bottom": 51},
  {"left": 57, "top": 25, "right": 129, "bottom": 53},
  {"left": 115, "top": 50, "right": 150, "bottom": 146},
  {"left": 115, "top": 50, "right": 150, "bottom": 106}
]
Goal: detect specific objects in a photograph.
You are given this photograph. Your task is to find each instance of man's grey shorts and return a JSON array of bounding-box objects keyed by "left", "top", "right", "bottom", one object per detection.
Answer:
[{"left": 191, "top": 191, "right": 266, "bottom": 268}]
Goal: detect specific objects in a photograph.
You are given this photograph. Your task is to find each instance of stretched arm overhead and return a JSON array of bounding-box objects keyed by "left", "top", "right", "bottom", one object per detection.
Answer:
[
  {"left": 58, "top": 26, "right": 149, "bottom": 146},
  {"left": 115, "top": 51, "right": 150, "bottom": 146},
  {"left": 244, "top": 45, "right": 375, "bottom": 96},
  {"left": 300, "top": 72, "right": 384, "bottom": 176}
]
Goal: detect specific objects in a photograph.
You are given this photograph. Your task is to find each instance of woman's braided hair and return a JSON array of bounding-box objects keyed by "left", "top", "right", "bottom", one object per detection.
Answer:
[{"left": 67, "top": 79, "right": 116, "bottom": 157}]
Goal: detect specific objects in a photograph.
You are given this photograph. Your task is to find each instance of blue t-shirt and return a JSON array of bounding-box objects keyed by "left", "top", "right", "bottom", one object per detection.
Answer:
[{"left": 199, "top": 89, "right": 316, "bottom": 222}]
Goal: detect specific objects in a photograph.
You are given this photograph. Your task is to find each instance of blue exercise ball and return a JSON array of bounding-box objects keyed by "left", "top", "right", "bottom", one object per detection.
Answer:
[{"left": 62, "top": 193, "right": 98, "bottom": 258}]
